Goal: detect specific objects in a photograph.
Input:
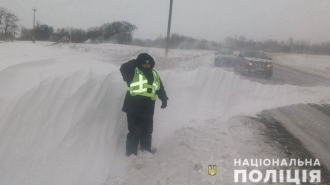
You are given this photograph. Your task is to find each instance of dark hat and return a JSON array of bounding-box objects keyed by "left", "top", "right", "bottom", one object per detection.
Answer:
[{"left": 136, "top": 53, "right": 155, "bottom": 68}]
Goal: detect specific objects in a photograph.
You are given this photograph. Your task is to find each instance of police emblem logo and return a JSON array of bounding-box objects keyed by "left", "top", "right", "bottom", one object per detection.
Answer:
[
  {"left": 208, "top": 165, "right": 217, "bottom": 176},
  {"left": 146, "top": 60, "right": 149, "bottom": 63}
]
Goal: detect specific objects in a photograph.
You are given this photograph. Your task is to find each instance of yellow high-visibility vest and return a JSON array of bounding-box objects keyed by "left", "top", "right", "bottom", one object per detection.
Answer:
[{"left": 127, "top": 68, "right": 160, "bottom": 100}]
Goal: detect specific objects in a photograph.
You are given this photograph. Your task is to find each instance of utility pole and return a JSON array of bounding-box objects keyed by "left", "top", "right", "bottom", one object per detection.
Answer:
[
  {"left": 32, "top": 7, "right": 37, "bottom": 43},
  {"left": 101, "top": 27, "right": 104, "bottom": 43},
  {"left": 165, "top": 0, "right": 173, "bottom": 57}
]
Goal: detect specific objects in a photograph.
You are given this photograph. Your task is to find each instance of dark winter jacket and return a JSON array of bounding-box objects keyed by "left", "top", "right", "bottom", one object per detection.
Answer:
[{"left": 120, "top": 53, "right": 168, "bottom": 118}]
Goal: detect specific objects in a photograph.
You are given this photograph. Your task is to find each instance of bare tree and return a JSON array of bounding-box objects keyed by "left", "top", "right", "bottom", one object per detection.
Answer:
[
  {"left": 102, "top": 21, "right": 137, "bottom": 44},
  {"left": 0, "top": 7, "right": 6, "bottom": 25},
  {"left": 0, "top": 8, "right": 19, "bottom": 41},
  {"left": 20, "top": 26, "right": 31, "bottom": 40},
  {"left": 0, "top": 7, "right": 7, "bottom": 40},
  {"left": 10, "top": 22, "right": 19, "bottom": 41}
]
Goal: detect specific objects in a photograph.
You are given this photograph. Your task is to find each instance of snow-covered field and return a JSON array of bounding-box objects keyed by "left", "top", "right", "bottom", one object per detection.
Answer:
[{"left": 0, "top": 41, "right": 330, "bottom": 185}]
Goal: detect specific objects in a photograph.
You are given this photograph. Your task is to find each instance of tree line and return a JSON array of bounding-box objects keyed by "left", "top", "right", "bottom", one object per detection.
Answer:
[
  {"left": 132, "top": 34, "right": 330, "bottom": 55},
  {"left": 223, "top": 36, "right": 330, "bottom": 55},
  {"left": 2, "top": 7, "right": 330, "bottom": 55},
  {"left": 19, "top": 21, "right": 137, "bottom": 44},
  {"left": 131, "top": 33, "right": 220, "bottom": 51},
  {"left": 1, "top": 7, "right": 137, "bottom": 44}
]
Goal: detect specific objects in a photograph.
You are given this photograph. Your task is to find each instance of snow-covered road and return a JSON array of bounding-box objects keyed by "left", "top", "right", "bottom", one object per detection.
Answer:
[
  {"left": 219, "top": 55, "right": 330, "bottom": 87},
  {"left": 255, "top": 104, "right": 330, "bottom": 184},
  {"left": 265, "top": 104, "right": 330, "bottom": 169}
]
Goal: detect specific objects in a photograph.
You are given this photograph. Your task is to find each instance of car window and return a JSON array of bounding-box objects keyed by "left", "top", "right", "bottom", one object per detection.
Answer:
[
  {"left": 243, "top": 51, "right": 268, "bottom": 59},
  {"left": 219, "top": 49, "right": 233, "bottom": 55}
]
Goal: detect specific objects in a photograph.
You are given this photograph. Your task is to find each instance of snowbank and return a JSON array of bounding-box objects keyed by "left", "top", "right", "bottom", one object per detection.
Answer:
[{"left": 0, "top": 42, "right": 329, "bottom": 185}]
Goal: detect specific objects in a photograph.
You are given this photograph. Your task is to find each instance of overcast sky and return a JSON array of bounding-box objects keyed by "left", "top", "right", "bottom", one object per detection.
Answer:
[{"left": 1, "top": 0, "right": 330, "bottom": 43}]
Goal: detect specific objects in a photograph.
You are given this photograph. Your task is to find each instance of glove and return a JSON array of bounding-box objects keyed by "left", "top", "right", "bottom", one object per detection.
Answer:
[{"left": 161, "top": 100, "right": 167, "bottom": 109}]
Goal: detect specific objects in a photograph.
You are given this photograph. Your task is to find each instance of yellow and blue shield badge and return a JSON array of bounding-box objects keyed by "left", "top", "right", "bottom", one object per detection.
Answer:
[{"left": 208, "top": 165, "right": 217, "bottom": 176}]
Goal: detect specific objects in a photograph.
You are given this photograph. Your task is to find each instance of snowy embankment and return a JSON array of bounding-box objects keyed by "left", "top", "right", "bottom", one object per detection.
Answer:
[{"left": 0, "top": 42, "right": 330, "bottom": 185}]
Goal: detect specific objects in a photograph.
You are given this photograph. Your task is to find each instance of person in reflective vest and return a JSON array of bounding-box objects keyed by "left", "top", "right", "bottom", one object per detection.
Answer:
[{"left": 120, "top": 53, "right": 168, "bottom": 156}]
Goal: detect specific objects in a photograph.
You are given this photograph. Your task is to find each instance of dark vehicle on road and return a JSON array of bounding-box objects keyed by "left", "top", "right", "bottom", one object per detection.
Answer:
[
  {"left": 234, "top": 50, "right": 273, "bottom": 78},
  {"left": 214, "top": 49, "right": 235, "bottom": 67}
]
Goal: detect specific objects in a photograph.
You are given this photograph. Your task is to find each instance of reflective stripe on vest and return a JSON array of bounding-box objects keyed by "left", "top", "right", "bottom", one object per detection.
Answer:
[{"left": 127, "top": 68, "right": 160, "bottom": 100}]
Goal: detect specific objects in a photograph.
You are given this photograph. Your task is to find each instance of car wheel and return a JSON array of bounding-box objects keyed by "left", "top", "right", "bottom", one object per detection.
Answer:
[
  {"left": 241, "top": 68, "right": 249, "bottom": 76},
  {"left": 265, "top": 71, "right": 273, "bottom": 79},
  {"left": 234, "top": 63, "right": 239, "bottom": 71},
  {"left": 246, "top": 69, "right": 252, "bottom": 76}
]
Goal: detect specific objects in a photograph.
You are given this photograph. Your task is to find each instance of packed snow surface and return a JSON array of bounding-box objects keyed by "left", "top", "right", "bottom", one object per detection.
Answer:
[
  {"left": 0, "top": 42, "right": 330, "bottom": 185},
  {"left": 275, "top": 54, "right": 330, "bottom": 79}
]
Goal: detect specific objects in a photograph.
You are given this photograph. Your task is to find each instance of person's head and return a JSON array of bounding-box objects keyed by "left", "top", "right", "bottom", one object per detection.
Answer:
[
  {"left": 141, "top": 63, "right": 151, "bottom": 69},
  {"left": 136, "top": 53, "right": 155, "bottom": 70}
]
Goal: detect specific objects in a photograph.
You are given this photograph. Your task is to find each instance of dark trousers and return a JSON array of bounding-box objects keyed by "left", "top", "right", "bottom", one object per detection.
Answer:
[{"left": 126, "top": 113, "right": 153, "bottom": 156}]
